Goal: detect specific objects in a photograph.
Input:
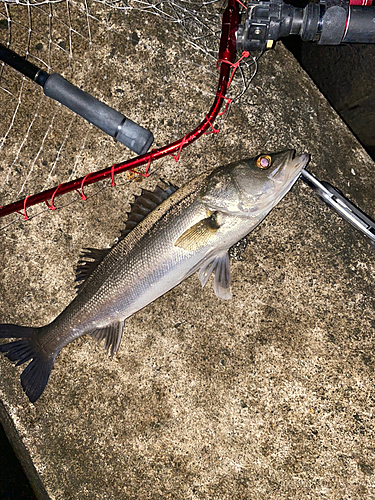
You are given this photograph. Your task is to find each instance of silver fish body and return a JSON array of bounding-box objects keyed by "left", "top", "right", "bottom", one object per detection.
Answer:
[{"left": 0, "top": 149, "right": 309, "bottom": 402}]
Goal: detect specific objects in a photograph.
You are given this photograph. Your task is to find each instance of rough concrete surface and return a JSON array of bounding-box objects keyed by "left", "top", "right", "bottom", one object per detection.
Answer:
[{"left": 0, "top": 2, "right": 374, "bottom": 499}]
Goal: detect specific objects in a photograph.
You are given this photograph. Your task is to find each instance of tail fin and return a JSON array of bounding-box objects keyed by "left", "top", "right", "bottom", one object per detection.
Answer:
[{"left": 0, "top": 324, "right": 55, "bottom": 403}]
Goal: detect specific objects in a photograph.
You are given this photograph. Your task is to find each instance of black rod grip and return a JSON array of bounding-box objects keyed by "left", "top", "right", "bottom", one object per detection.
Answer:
[{"left": 43, "top": 74, "right": 153, "bottom": 155}]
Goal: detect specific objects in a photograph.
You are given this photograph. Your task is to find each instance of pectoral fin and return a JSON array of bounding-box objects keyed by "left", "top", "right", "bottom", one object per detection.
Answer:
[{"left": 174, "top": 212, "right": 220, "bottom": 251}]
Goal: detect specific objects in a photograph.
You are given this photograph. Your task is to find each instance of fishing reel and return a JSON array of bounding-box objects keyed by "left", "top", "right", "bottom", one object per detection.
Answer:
[{"left": 236, "top": 0, "right": 375, "bottom": 52}]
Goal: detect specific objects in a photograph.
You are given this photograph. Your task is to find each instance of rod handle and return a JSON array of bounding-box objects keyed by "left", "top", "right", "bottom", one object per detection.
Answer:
[{"left": 44, "top": 74, "right": 153, "bottom": 155}]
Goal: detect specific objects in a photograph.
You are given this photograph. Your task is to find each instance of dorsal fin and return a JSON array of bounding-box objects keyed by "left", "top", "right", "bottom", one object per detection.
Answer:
[
  {"left": 75, "top": 181, "right": 178, "bottom": 291},
  {"left": 75, "top": 247, "right": 111, "bottom": 289},
  {"left": 119, "top": 182, "right": 177, "bottom": 240}
]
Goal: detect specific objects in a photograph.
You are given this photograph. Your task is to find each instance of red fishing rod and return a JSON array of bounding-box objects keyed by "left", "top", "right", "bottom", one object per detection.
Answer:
[{"left": 0, "top": 0, "right": 241, "bottom": 220}]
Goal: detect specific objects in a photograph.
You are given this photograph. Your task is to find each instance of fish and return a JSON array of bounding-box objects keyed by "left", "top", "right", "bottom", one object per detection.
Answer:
[{"left": 0, "top": 149, "right": 309, "bottom": 403}]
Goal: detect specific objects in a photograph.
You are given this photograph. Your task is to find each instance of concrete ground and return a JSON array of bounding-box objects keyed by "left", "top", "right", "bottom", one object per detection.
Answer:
[{"left": 0, "top": 2, "right": 374, "bottom": 499}]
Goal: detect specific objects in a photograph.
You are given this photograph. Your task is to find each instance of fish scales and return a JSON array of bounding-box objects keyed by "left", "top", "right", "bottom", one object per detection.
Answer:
[
  {"left": 62, "top": 174, "right": 210, "bottom": 336},
  {"left": 0, "top": 150, "right": 309, "bottom": 402}
]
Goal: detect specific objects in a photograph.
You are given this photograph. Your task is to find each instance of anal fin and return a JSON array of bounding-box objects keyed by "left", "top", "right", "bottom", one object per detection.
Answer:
[{"left": 90, "top": 320, "right": 125, "bottom": 357}]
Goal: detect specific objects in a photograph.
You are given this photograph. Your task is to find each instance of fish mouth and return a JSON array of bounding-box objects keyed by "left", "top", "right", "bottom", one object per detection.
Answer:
[
  {"left": 268, "top": 150, "right": 310, "bottom": 207},
  {"left": 283, "top": 149, "right": 295, "bottom": 165},
  {"left": 276, "top": 149, "right": 310, "bottom": 185},
  {"left": 267, "top": 150, "right": 309, "bottom": 182},
  {"left": 289, "top": 150, "right": 310, "bottom": 172}
]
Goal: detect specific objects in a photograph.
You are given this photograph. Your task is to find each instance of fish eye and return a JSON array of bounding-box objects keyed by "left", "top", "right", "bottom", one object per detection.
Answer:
[{"left": 255, "top": 155, "right": 272, "bottom": 170}]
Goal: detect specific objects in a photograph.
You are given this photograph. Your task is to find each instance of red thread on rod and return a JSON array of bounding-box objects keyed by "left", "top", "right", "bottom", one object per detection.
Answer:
[
  {"left": 19, "top": 196, "right": 30, "bottom": 220},
  {"left": 130, "top": 149, "right": 157, "bottom": 177},
  {"left": 171, "top": 135, "right": 189, "bottom": 162},
  {"left": 203, "top": 115, "right": 220, "bottom": 135},
  {"left": 0, "top": 0, "right": 239, "bottom": 220},
  {"left": 110, "top": 164, "right": 116, "bottom": 187},
  {"left": 143, "top": 150, "right": 154, "bottom": 177},
  {"left": 77, "top": 174, "right": 91, "bottom": 201},
  {"left": 217, "top": 51, "right": 250, "bottom": 88},
  {"left": 218, "top": 96, "right": 233, "bottom": 117},
  {"left": 235, "top": 0, "right": 247, "bottom": 9},
  {"left": 45, "top": 185, "right": 63, "bottom": 210}
]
